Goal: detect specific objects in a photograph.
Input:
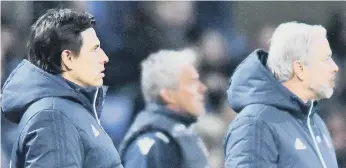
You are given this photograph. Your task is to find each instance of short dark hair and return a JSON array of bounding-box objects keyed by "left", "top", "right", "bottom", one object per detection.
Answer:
[{"left": 27, "top": 8, "right": 96, "bottom": 74}]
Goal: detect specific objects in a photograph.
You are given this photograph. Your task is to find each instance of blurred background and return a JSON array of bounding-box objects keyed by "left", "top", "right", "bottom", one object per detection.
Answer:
[{"left": 1, "top": 1, "right": 346, "bottom": 168}]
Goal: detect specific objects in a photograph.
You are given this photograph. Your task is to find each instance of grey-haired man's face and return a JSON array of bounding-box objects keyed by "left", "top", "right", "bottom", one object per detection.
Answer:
[
  {"left": 165, "top": 65, "right": 207, "bottom": 116},
  {"left": 304, "top": 37, "right": 339, "bottom": 99}
]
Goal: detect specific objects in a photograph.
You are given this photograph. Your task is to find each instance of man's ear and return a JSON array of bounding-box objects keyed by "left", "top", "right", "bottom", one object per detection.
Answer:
[
  {"left": 292, "top": 60, "right": 305, "bottom": 81},
  {"left": 160, "top": 89, "right": 176, "bottom": 104},
  {"left": 61, "top": 50, "right": 75, "bottom": 71}
]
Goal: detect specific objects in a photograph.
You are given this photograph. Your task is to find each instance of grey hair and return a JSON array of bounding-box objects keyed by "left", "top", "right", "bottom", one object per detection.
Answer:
[
  {"left": 267, "top": 21, "right": 327, "bottom": 82},
  {"left": 141, "top": 48, "right": 197, "bottom": 104}
]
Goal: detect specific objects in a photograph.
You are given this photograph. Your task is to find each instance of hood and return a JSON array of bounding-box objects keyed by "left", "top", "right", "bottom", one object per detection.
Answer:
[
  {"left": 1, "top": 59, "right": 106, "bottom": 123},
  {"left": 227, "top": 49, "right": 316, "bottom": 116}
]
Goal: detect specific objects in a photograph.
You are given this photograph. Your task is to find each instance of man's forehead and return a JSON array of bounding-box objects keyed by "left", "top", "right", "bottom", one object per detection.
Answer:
[
  {"left": 81, "top": 28, "right": 100, "bottom": 45},
  {"left": 313, "top": 38, "right": 331, "bottom": 56},
  {"left": 181, "top": 65, "right": 199, "bottom": 78}
]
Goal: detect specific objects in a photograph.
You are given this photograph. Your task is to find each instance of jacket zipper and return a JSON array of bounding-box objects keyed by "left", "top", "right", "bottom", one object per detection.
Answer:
[
  {"left": 307, "top": 100, "right": 327, "bottom": 168},
  {"left": 93, "top": 87, "right": 106, "bottom": 132}
]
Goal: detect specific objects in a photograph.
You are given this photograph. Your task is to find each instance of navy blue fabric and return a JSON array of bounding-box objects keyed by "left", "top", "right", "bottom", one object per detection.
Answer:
[
  {"left": 123, "top": 131, "right": 181, "bottom": 168},
  {"left": 1, "top": 60, "right": 123, "bottom": 168},
  {"left": 120, "top": 104, "right": 209, "bottom": 168}
]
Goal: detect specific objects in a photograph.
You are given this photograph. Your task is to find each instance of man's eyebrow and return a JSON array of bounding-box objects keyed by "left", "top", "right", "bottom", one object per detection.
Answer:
[{"left": 91, "top": 43, "right": 100, "bottom": 50}]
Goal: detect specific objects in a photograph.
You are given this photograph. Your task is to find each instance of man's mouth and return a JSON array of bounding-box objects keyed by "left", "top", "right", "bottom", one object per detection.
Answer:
[{"left": 100, "top": 69, "right": 105, "bottom": 77}]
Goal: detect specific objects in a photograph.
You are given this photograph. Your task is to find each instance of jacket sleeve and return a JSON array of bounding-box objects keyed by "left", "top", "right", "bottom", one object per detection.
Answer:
[
  {"left": 224, "top": 117, "right": 278, "bottom": 168},
  {"left": 123, "top": 132, "right": 181, "bottom": 168},
  {"left": 18, "top": 110, "right": 83, "bottom": 168}
]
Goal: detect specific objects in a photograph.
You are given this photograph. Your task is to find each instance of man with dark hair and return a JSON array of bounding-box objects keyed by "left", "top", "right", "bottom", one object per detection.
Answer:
[
  {"left": 1, "top": 8, "right": 123, "bottom": 168},
  {"left": 119, "top": 48, "right": 210, "bottom": 168}
]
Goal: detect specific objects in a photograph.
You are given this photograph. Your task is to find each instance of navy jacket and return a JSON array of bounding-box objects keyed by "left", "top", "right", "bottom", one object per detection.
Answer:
[
  {"left": 122, "top": 132, "right": 182, "bottom": 168},
  {"left": 120, "top": 104, "right": 209, "bottom": 168},
  {"left": 1, "top": 60, "right": 123, "bottom": 168},
  {"left": 224, "top": 50, "right": 338, "bottom": 168}
]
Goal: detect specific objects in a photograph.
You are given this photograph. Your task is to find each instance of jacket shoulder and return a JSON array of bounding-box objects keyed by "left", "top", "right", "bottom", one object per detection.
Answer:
[
  {"left": 128, "top": 131, "right": 177, "bottom": 154},
  {"left": 234, "top": 104, "right": 282, "bottom": 122},
  {"left": 27, "top": 97, "right": 85, "bottom": 114},
  {"left": 21, "top": 97, "right": 91, "bottom": 133},
  {"left": 226, "top": 104, "right": 284, "bottom": 140},
  {"left": 18, "top": 97, "right": 82, "bottom": 133},
  {"left": 123, "top": 131, "right": 181, "bottom": 168}
]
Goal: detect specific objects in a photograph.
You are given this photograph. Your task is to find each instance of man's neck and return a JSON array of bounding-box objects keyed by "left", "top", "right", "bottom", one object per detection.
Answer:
[
  {"left": 282, "top": 80, "right": 314, "bottom": 103},
  {"left": 62, "top": 72, "right": 87, "bottom": 88}
]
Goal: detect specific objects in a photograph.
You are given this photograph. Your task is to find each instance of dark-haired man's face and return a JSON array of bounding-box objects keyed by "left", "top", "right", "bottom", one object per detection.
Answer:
[{"left": 62, "top": 28, "right": 108, "bottom": 87}]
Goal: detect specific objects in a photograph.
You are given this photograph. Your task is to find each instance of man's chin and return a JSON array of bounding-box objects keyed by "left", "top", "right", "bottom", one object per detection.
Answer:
[
  {"left": 317, "top": 87, "right": 334, "bottom": 100},
  {"left": 324, "top": 89, "right": 334, "bottom": 99},
  {"left": 196, "top": 108, "right": 206, "bottom": 116},
  {"left": 88, "top": 82, "right": 103, "bottom": 88},
  {"left": 94, "top": 79, "right": 103, "bottom": 87}
]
